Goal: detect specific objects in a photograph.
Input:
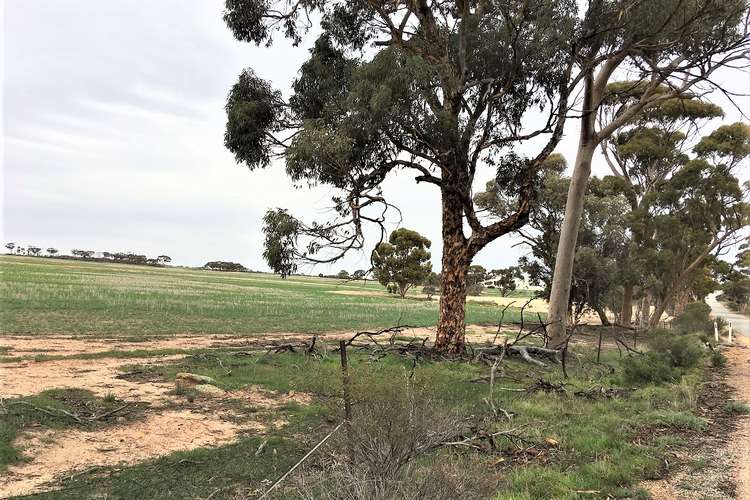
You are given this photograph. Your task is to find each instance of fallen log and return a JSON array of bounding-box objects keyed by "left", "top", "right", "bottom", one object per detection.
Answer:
[{"left": 475, "top": 345, "right": 562, "bottom": 367}]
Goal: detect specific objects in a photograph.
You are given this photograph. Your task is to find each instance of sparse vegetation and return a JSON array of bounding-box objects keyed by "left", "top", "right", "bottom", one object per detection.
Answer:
[{"left": 724, "top": 401, "right": 750, "bottom": 415}]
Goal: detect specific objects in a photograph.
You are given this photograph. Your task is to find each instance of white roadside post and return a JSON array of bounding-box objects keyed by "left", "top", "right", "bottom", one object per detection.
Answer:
[
  {"left": 714, "top": 321, "right": 719, "bottom": 342},
  {"left": 728, "top": 322, "right": 733, "bottom": 344}
]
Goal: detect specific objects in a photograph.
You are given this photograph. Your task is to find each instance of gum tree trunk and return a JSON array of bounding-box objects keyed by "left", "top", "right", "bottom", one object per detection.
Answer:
[
  {"left": 547, "top": 70, "right": 597, "bottom": 348},
  {"left": 620, "top": 284, "right": 634, "bottom": 326},
  {"left": 435, "top": 185, "right": 470, "bottom": 353},
  {"left": 640, "top": 294, "right": 651, "bottom": 327},
  {"left": 595, "top": 306, "right": 611, "bottom": 326}
]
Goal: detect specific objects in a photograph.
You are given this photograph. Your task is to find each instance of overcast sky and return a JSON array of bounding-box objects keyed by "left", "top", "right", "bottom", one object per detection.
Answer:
[{"left": 2, "top": 1, "right": 748, "bottom": 272}]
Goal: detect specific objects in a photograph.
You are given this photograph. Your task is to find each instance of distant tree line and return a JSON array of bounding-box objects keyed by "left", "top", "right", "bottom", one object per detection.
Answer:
[
  {"left": 203, "top": 261, "right": 247, "bottom": 272},
  {"left": 3, "top": 243, "right": 172, "bottom": 267}
]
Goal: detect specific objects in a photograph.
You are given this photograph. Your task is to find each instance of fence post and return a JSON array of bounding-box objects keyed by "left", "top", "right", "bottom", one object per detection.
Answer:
[
  {"left": 339, "top": 340, "right": 354, "bottom": 459},
  {"left": 728, "top": 322, "right": 733, "bottom": 344}
]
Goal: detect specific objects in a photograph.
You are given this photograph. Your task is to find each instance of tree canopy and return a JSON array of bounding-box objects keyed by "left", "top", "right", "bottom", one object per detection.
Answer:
[
  {"left": 223, "top": 0, "right": 750, "bottom": 352},
  {"left": 372, "top": 228, "right": 432, "bottom": 298}
]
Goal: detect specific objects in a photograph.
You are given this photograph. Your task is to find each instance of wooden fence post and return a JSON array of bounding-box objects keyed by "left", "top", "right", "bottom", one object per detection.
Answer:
[{"left": 339, "top": 340, "right": 354, "bottom": 459}]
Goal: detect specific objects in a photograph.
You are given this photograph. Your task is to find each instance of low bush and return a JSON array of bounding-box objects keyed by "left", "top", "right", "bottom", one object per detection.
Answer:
[
  {"left": 647, "top": 329, "right": 703, "bottom": 369},
  {"left": 622, "top": 353, "right": 678, "bottom": 385},
  {"left": 672, "top": 302, "right": 713, "bottom": 336},
  {"left": 724, "top": 401, "right": 750, "bottom": 415},
  {"left": 710, "top": 351, "right": 727, "bottom": 368}
]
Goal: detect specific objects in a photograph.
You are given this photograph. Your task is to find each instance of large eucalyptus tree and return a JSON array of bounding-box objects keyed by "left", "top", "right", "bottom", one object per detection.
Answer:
[{"left": 222, "top": 0, "right": 582, "bottom": 352}]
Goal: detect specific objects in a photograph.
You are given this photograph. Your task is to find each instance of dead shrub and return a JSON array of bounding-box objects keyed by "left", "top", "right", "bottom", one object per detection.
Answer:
[{"left": 276, "top": 372, "right": 492, "bottom": 499}]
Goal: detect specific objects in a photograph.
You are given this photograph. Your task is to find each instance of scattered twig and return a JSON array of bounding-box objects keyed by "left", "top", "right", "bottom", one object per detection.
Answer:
[{"left": 258, "top": 423, "right": 344, "bottom": 500}]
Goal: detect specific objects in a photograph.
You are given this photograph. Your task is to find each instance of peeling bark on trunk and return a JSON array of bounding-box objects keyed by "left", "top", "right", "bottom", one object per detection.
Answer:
[
  {"left": 620, "top": 285, "right": 633, "bottom": 326},
  {"left": 435, "top": 186, "right": 470, "bottom": 353}
]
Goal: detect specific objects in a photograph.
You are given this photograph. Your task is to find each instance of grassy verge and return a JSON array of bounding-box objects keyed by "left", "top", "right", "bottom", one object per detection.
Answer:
[{"left": 19, "top": 341, "right": 712, "bottom": 499}]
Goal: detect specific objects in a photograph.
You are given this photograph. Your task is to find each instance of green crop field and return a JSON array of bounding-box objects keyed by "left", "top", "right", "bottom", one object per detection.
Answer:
[{"left": 0, "top": 256, "right": 526, "bottom": 337}]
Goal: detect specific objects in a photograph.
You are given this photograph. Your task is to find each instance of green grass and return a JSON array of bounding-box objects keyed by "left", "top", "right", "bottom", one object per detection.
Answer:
[
  {"left": 20, "top": 345, "right": 710, "bottom": 499},
  {"left": 0, "top": 256, "right": 525, "bottom": 337},
  {"left": 724, "top": 400, "right": 750, "bottom": 414}
]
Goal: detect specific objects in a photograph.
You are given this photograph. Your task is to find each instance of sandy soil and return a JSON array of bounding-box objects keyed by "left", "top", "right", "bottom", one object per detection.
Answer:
[
  {"left": 0, "top": 355, "right": 182, "bottom": 401},
  {"left": 0, "top": 333, "right": 332, "bottom": 359},
  {"left": 0, "top": 411, "right": 250, "bottom": 499},
  {"left": 0, "top": 339, "right": 312, "bottom": 498},
  {"left": 726, "top": 338, "right": 750, "bottom": 499}
]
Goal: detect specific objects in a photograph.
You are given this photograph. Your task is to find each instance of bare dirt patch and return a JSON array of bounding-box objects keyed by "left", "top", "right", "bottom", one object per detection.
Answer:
[
  {"left": 0, "top": 356, "right": 182, "bottom": 402},
  {"left": 0, "top": 410, "right": 250, "bottom": 499},
  {"left": 0, "top": 334, "right": 327, "bottom": 359},
  {"left": 0, "top": 336, "right": 316, "bottom": 498}
]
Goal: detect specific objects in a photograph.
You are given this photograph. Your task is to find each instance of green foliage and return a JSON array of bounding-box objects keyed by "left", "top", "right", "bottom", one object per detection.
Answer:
[
  {"left": 636, "top": 409, "right": 708, "bottom": 432},
  {"left": 710, "top": 351, "right": 727, "bottom": 368},
  {"left": 372, "top": 229, "right": 432, "bottom": 298},
  {"left": 623, "top": 325, "right": 705, "bottom": 385},
  {"left": 224, "top": 69, "right": 282, "bottom": 169},
  {"left": 466, "top": 265, "right": 487, "bottom": 296},
  {"left": 724, "top": 401, "right": 750, "bottom": 414},
  {"left": 672, "top": 302, "right": 713, "bottom": 335},
  {"left": 693, "top": 122, "right": 750, "bottom": 160},
  {"left": 486, "top": 266, "right": 523, "bottom": 297},
  {"left": 262, "top": 208, "right": 299, "bottom": 278},
  {"left": 647, "top": 329, "right": 703, "bottom": 369},
  {"left": 478, "top": 166, "right": 629, "bottom": 318},
  {"left": 622, "top": 352, "right": 678, "bottom": 385}
]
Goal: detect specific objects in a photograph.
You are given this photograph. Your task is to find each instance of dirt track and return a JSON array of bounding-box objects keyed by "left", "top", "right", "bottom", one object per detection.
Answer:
[
  {"left": 727, "top": 339, "right": 750, "bottom": 499},
  {"left": 644, "top": 337, "right": 750, "bottom": 500}
]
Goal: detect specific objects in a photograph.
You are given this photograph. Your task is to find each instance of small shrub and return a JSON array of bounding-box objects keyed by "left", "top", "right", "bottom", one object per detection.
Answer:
[
  {"left": 710, "top": 351, "right": 727, "bottom": 368},
  {"left": 724, "top": 401, "right": 750, "bottom": 415},
  {"left": 422, "top": 285, "right": 437, "bottom": 299},
  {"left": 638, "top": 410, "right": 708, "bottom": 431},
  {"left": 672, "top": 302, "right": 713, "bottom": 335},
  {"left": 281, "top": 375, "right": 488, "bottom": 500},
  {"left": 647, "top": 329, "right": 703, "bottom": 368},
  {"left": 622, "top": 353, "right": 678, "bottom": 385}
]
